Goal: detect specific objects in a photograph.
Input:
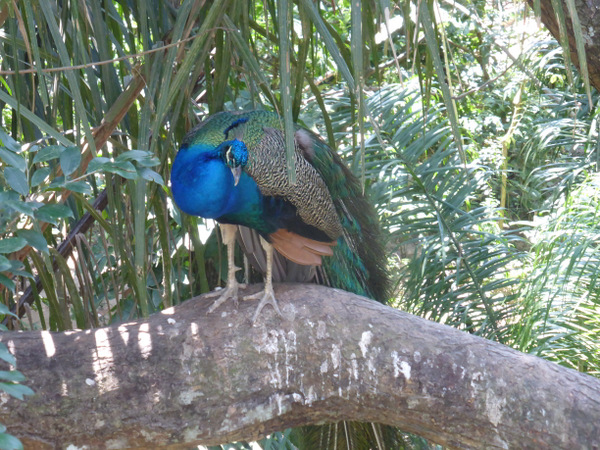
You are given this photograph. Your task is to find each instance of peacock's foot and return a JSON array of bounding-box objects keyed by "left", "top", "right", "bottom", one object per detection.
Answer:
[
  {"left": 243, "top": 284, "right": 283, "bottom": 324},
  {"left": 205, "top": 279, "right": 246, "bottom": 314}
]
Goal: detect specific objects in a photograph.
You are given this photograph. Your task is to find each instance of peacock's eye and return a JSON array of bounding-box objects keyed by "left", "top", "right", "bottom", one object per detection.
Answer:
[{"left": 224, "top": 145, "right": 237, "bottom": 168}]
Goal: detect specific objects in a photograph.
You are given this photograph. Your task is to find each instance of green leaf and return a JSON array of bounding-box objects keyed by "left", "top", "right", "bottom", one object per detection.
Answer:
[
  {"left": 550, "top": 0, "right": 574, "bottom": 85},
  {"left": 564, "top": 0, "right": 593, "bottom": 107},
  {"left": 115, "top": 150, "right": 153, "bottom": 163},
  {"left": 0, "top": 191, "right": 19, "bottom": 203},
  {"left": 137, "top": 157, "right": 160, "bottom": 168},
  {"left": 0, "top": 431, "right": 24, "bottom": 450},
  {"left": 0, "top": 383, "right": 34, "bottom": 400},
  {"left": 7, "top": 260, "right": 24, "bottom": 271},
  {"left": 0, "top": 344, "right": 16, "bottom": 366},
  {"left": 38, "top": 1, "right": 95, "bottom": 153},
  {"left": 31, "top": 167, "right": 51, "bottom": 187},
  {"left": 45, "top": 177, "right": 66, "bottom": 192},
  {"left": 0, "top": 371, "right": 25, "bottom": 383},
  {"left": 105, "top": 161, "right": 138, "bottom": 179},
  {"left": 0, "top": 304, "right": 18, "bottom": 319},
  {"left": 0, "top": 255, "right": 11, "bottom": 272},
  {"left": 0, "top": 238, "right": 27, "bottom": 254},
  {"left": 35, "top": 204, "right": 74, "bottom": 225},
  {"left": 64, "top": 180, "right": 91, "bottom": 195},
  {"left": 419, "top": 2, "right": 464, "bottom": 162},
  {"left": 4, "top": 168, "right": 29, "bottom": 196},
  {"left": 59, "top": 146, "right": 82, "bottom": 176},
  {"left": 0, "top": 149, "right": 26, "bottom": 172},
  {"left": 278, "top": 0, "right": 296, "bottom": 184},
  {"left": 0, "top": 275, "right": 15, "bottom": 293},
  {"left": 49, "top": 249, "right": 86, "bottom": 328},
  {"left": 2, "top": 200, "right": 38, "bottom": 218},
  {"left": 33, "top": 145, "right": 63, "bottom": 163},
  {"left": 138, "top": 168, "right": 164, "bottom": 185},
  {"left": 0, "top": 129, "right": 21, "bottom": 153},
  {"left": 5, "top": 267, "right": 32, "bottom": 279},
  {"left": 223, "top": 15, "right": 278, "bottom": 106},
  {"left": 165, "top": 0, "right": 226, "bottom": 111},
  {"left": 87, "top": 156, "right": 110, "bottom": 173},
  {"left": 0, "top": 90, "right": 74, "bottom": 148},
  {"left": 17, "top": 229, "right": 48, "bottom": 254},
  {"left": 299, "top": 0, "right": 355, "bottom": 92}
]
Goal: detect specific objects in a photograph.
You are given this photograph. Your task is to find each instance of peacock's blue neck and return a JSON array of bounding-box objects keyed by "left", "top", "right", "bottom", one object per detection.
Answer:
[{"left": 171, "top": 144, "right": 262, "bottom": 222}]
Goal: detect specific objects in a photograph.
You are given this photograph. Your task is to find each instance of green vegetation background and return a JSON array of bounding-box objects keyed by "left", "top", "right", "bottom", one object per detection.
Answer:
[{"left": 0, "top": 1, "right": 598, "bottom": 448}]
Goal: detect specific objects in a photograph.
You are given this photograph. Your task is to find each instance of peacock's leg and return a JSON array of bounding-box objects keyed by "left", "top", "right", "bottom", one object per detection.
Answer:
[
  {"left": 206, "top": 224, "right": 243, "bottom": 314},
  {"left": 243, "top": 236, "right": 283, "bottom": 323}
]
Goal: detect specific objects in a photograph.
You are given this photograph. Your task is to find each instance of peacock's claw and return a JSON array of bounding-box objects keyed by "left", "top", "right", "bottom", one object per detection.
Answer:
[
  {"left": 243, "top": 284, "right": 283, "bottom": 324},
  {"left": 205, "top": 277, "right": 246, "bottom": 314},
  {"left": 206, "top": 224, "right": 245, "bottom": 315}
]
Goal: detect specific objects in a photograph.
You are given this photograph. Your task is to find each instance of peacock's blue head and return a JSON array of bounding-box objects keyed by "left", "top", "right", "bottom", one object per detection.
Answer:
[{"left": 220, "top": 139, "right": 248, "bottom": 186}]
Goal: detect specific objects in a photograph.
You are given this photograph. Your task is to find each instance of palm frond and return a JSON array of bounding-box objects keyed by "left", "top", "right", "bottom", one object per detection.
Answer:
[
  {"left": 517, "top": 173, "right": 600, "bottom": 374},
  {"left": 356, "top": 84, "right": 524, "bottom": 341}
]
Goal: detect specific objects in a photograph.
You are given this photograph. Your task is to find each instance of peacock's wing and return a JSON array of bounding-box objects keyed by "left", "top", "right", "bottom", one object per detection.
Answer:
[{"left": 244, "top": 125, "right": 343, "bottom": 242}]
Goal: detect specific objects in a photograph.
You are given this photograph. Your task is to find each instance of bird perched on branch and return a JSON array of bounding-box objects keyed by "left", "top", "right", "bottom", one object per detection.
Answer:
[
  {"left": 170, "top": 110, "right": 389, "bottom": 322},
  {"left": 171, "top": 110, "right": 399, "bottom": 448}
]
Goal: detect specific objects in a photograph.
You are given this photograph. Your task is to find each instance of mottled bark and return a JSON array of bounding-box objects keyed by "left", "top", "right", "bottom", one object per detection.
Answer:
[
  {"left": 1, "top": 284, "right": 600, "bottom": 449},
  {"left": 533, "top": 0, "right": 600, "bottom": 91}
]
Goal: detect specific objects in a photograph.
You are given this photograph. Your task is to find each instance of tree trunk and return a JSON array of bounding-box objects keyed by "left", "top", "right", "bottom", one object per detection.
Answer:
[
  {"left": 2, "top": 284, "right": 600, "bottom": 449},
  {"left": 533, "top": 0, "right": 600, "bottom": 92}
]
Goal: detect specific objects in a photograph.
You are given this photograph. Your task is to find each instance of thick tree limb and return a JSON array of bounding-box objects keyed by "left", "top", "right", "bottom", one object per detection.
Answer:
[{"left": 1, "top": 284, "right": 599, "bottom": 449}]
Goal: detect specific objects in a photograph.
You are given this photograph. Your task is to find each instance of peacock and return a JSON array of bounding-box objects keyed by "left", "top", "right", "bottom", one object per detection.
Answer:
[
  {"left": 170, "top": 110, "right": 401, "bottom": 448},
  {"left": 170, "top": 110, "right": 389, "bottom": 320}
]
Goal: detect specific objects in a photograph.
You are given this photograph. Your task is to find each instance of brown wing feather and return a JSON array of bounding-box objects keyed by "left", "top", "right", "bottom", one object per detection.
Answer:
[{"left": 269, "top": 229, "right": 336, "bottom": 266}]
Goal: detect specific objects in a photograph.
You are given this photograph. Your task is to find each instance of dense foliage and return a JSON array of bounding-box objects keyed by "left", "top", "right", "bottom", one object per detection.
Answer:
[{"left": 0, "top": 0, "right": 598, "bottom": 448}]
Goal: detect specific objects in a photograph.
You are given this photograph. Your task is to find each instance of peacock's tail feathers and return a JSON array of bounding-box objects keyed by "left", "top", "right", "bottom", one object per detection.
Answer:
[{"left": 306, "top": 132, "right": 390, "bottom": 304}]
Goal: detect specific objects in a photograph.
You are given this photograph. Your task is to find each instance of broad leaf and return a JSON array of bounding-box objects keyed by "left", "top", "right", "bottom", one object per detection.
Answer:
[
  {"left": 0, "top": 148, "right": 26, "bottom": 172},
  {"left": 17, "top": 229, "right": 48, "bottom": 254},
  {"left": 4, "top": 168, "right": 28, "bottom": 196},
  {"left": 0, "top": 255, "right": 11, "bottom": 272},
  {"left": 35, "top": 204, "right": 74, "bottom": 225},
  {"left": 0, "top": 371, "right": 26, "bottom": 383},
  {"left": 33, "top": 145, "right": 63, "bottom": 163},
  {"left": 0, "top": 431, "right": 24, "bottom": 450},
  {"left": 30, "top": 167, "right": 51, "bottom": 187},
  {"left": 59, "top": 146, "right": 82, "bottom": 176},
  {"left": 0, "top": 344, "right": 16, "bottom": 366},
  {"left": 0, "top": 383, "right": 34, "bottom": 400},
  {"left": 0, "top": 274, "right": 15, "bottom": 292},
  {"left": 0, "top": 238, "right": 27, "bottom": 254}
]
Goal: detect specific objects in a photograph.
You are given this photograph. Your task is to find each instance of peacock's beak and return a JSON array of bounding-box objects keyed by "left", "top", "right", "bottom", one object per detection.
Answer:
[{"left": 231, "top": 166, "right": 242, "bottom": 186}]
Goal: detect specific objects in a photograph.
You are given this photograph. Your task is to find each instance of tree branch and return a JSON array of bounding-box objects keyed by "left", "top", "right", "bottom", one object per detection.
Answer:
[{"left": 2, "top": 284, "right": 599, "bottom": 449}]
